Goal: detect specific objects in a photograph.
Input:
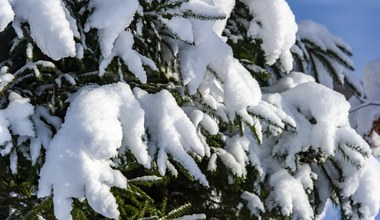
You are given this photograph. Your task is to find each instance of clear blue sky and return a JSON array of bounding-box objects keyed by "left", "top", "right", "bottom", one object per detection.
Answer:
[{"left": 288, "top": 0, "right": 380, "bottom": 77}]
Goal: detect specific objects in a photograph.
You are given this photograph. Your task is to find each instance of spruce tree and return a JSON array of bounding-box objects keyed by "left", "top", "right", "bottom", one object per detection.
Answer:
[{"left": 0, "top": 0, "right": 379, "bottom": 219}]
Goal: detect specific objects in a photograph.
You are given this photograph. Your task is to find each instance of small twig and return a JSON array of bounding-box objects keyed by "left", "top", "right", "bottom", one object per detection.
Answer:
[
  {"left": 349, "top": 102, "right": 380, "bottom": 113},
  {"left": 22, "top": 196, "right": 52, "bottom": 219}
]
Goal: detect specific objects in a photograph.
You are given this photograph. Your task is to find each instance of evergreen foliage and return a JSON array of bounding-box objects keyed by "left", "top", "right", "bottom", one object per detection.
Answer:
[
  {"left": 292, "top": 20, "right": 362, "bottom": 96},
  {"left": 0, "top": 0, "right": 379, "bottom": 219}
]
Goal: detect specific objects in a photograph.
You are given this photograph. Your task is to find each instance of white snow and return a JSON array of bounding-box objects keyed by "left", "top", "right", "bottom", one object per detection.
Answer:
[
  {"left": 0, "top": 0, "right": 14, "bottom": 31},
  {"left": 297, "top": 20, "right": 355, "bottom": 89},
  {"left": 0, "top": 112, "right": 11, "bottom": 148},
  {"left": 207, "top": 153, "right": 218, "bottom": 172},
  {"left": 129, "top": 175, "right": 161, "bottom": 183},
  {"left": 4, "top": 92, "right": 34, "bottom": 138},
  {"left": 267, "top": 169, "right": 313, "bottom": 219},
  {"left": 99, "top": 31, "right": 147, "bottom": 83},
  {"left": 243, "top": 0, "right": 298, "bottom": 72},
  {"left": 298, "top": 20, "right": 353, "bottom": 68},
  {"left": 10, "top": 150, "right": 17, "bottom": 174},
  {"left": 38, "top": 83, "right": 150, "bottom": 220},
  {"left": 161, "top": 17, "right": 194, "bottom": 44},
  {"left": 11, "top": 0, "right": 77, "bottom": 60},
  {"left": 174, "top": 213, "right": 206, "bottom": 220},
  {"left": 85, "top": 0, "right": 138, "bottom": 58},
  {"left": 350, "top": 156, "right": 380, "bottom": 219},
  {"left": 86, "top": 1, "right": 152, "bottom": 82},
  {"left": 349, "top": 59, "right": 380, "bottom": 154},
  {"left": 179, "top": 22, "right": 261, "bottom": 113},
  {"left": 0, "top": 1, "right": 378, "bottom": 219},
  {"left": 180, "top": 0, "right": 226, "bottom": 20},
  {"left": 258, "top": 76, "right": 376, "bottom": 219},
  {"left": 0, "top": 66, "right": 14, "bottom": 92},
  {"left": 200, "top": 114, "right": 219, "bottom": 135},
  {"left": 212, "top": 0, "right": 235, "bottom": 37},
  {"left": 216, "top": 144, "right": 246, "bottom": 177},
  {"left": 241, "top": 191, "right": 265, "bottom": 217},
  {"left": 262, "top": 71, "right": 315, "bottom": 93},
  {"left": 0, "top": 92, "right": 35, "bottom": 174},
  {"left": 134, "top": 88, "right": 208, "bottom": 186}
]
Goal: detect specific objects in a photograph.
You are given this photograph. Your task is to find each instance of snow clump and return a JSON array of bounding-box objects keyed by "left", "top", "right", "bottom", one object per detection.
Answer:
[{"left": 243, "top": 0, "right": 298, "bottom": 72}]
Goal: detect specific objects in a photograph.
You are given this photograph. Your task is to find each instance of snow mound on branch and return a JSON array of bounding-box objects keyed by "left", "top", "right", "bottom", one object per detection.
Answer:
[
  {"left": 212, "top": 0, "right": 235, "bottom": 37},
  {"left": 85, "top": 0, "right": 138, "bottom": 58},
  {"left": 134, "top": 88, "right": 209, "bottom": 186},
  {"left": 243, "top": 0, "right": 298, "bottom": 72},
  {"left": 267, "top": 169, "right": 313, "bottom": 219},
  {"left": 262, "top": 71, "right": 315, "bottom": 93},
  {"left": 180, "top": 0, "right": 226, "bottom": 19},
  {"left": 3, "top": 92, "right": 34, "bottom": 138},
  {"left": 298, "top": 20, "right": 353, "bottom": 68},
  {"left": 179, "top": 20, "right": 261, "bottom": 113},
  {"left": 11, "top": 0, "right": 77, "bottom": 60},
  {"left": 0, "top": 93, "right": 34, "bottom": 146},
  {"left": 161, "top": 16, "right": 194, "bottom": 44},
  {"left": 0, "top": 0, "right": 14, "bottom": 31},
  {"left": 297, "top": 20, "right": 355, "bottom": 88},
  {"left": 267, "top": 81, "right": 369, "bottom": 168},
  {"left": 99, "top": 31, "right": 148, "bottom": 82},
  {"left": 241, "top": 191, "right": 265, "bottom": 217},
  {"left": 351, "top": 156, "right": 380, "bottom": 219},
  {"left": 257, "top": 76, "right": 376, "bottom": 218},
  {"left": 38, "top": 83, "right": 150, "bottom": 220},
  {"left": 0, "top": 92, "right": 35, "bottom": 174},
  {"left": 0, "top": 67, "right": 14, "bottom": 92}
]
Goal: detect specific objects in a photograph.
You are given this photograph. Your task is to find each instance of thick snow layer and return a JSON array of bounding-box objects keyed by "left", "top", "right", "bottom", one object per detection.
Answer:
[
  {"left": 243, "top": 0, "right": 298, "bottom": 72},
  {"left": 217, "top": 135, "right": 249, "bottom": 177},
  {"left": 38, "top": 83, "right": 150, "bottom": 220},
  {"left": 161, "top": 17, "right": 194, "bottom": 44},
  {"left": 267, "top": 169, "right": 313, "bottom": 219},
  {"left": 4, "top": 92, "right": 35, "bottom": 138},
  {"left": 212, "top": 0, "right": 235, "bottom": 37},
  {"left": 241, "top": 191, "right": 265, "bottom": 217},
  {"left": 262, "top": 71, "right": 315, "bottom": 93},
  {"left": 0, "top": 0, "right": 14, "bottom": 31},
  {"left": 298, "top": 20, "right": 353, "bottom": 68},
  {"left": 11, "top": 0, "right": 77, "bottom": 60},
  {"left": 282, "top": 81, "right": 349, "bottom": 125},
  {"left": 0, "top": 92, "right": 35, "bottom": 174},
  {"left": 297, "top": 20, "right": 355, "bottom": 89},
  {"left": 254, "top": 76, "right": 377, "bottom": 218},
  {"left": 266, "top": 80, "right": 370, "bottom": 168},
  {"left": 0, "top": 112, "right": 11, "bottom": 148},
  {"left": 180, "top": 0, "right": 226, "bottom": 20},
  {"left": 178, "top": 20, "right": 261, "bottom": 113},
  {"left": 134, "top": 88, "right": 208, "bottom": 186},
  {"left": 85, "top": 0, "right": 138, "bottom": 58},
  {"left": 0, "top": 66, "right": 14, "bottom": 92},
  {"left": 351, "top": 156, "right": 380, "bottom": 219},
  {"left": 99, "top": 31, "right": 147, "bottom": 82}
]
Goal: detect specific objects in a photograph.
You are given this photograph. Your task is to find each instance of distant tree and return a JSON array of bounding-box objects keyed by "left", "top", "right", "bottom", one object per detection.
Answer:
[
  {"left": 349, "top": 59, "right": 380, "bottom": 157},
  {"left": 0, "top": 0, "right": 379, "bottom": 219}
]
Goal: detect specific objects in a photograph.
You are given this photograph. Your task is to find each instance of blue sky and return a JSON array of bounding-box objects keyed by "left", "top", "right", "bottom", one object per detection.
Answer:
[{"left": 288, "top": 0, "right": 380, "bottom": 77}]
